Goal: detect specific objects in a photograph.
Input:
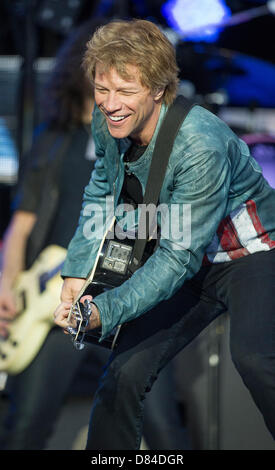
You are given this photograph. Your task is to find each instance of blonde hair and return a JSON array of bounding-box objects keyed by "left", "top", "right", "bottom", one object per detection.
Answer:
[{"left": 83, "top": 19, "right": 179, "bottom": 105}]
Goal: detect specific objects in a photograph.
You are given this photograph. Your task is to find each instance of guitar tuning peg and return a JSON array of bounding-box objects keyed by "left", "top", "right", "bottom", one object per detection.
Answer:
[
  {"left": 66, "top": 326, "right": 77, "bottom": 335},
  {"left": 83, "top": 298, "right": 93, "bottom": 318}
]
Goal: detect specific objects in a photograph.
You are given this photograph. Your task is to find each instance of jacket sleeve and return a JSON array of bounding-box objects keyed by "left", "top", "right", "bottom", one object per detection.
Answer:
[
  {"left": 93, "top": 146, "right": 232, "bottom": 340},
  {"left": 61, "top": 116, "right": 112, "bottom": 279}
]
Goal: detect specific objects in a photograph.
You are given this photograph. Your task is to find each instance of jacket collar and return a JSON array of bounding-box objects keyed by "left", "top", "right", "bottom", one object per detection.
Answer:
[{"left": 118, "top": 102, "right": 168, "bottom": 156}]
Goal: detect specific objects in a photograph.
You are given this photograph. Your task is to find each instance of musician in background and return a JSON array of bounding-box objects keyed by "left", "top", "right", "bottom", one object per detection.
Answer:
[
  {"left": 54, "top": 19, "right": 275, "bottom": 449},
  {"left": 0, "top": 17, "right": 192, "bottom": 450},
  {"left": 0, "top": 18, "right": 111, "bottom": 450}
]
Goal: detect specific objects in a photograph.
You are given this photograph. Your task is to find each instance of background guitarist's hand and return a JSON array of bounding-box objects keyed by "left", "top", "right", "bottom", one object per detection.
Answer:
[{"left": 0, "top": 211, "right": 37, "bottom": 338}]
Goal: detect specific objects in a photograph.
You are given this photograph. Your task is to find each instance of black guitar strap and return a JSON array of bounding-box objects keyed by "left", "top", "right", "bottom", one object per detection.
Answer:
[{"left": 129, "top": 95, "right": 196, "bottom": 273}]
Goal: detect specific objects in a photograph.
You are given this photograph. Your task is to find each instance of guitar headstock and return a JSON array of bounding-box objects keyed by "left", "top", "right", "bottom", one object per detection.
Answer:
[{"left": 67, "top": 298, "right": 93, "bottom": 350}]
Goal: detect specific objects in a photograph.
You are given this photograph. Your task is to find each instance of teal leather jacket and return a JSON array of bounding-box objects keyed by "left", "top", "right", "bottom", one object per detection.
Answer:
[{"left": 62, "top": 102, "right": 275, "bottom": 341}]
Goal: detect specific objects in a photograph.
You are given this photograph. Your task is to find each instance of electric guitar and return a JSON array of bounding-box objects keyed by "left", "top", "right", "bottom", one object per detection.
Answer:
[
  {"left": 66, "top": 217, "right": 156, "bottom": 351},
  {"left": 0, "top": 245, "right": 66, "bottom": 375}
]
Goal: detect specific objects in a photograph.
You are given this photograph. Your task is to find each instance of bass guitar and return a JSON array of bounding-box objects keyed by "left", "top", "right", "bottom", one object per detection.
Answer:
[{"left": 0, "top": 245, "right": 66, "bottom": 375}]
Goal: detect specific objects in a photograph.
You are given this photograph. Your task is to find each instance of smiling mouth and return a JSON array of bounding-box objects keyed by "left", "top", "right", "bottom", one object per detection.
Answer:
[
  {"left": 109, "top": 115, "right": 128, "bottom": 122},
  {"left": 100, "top": 107, "right": 130, "bottom": 124}
]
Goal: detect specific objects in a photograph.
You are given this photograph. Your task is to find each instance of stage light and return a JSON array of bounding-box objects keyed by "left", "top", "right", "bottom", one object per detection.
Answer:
[{"left": 161, "top": 0, "right": 232, "bottom": 42}]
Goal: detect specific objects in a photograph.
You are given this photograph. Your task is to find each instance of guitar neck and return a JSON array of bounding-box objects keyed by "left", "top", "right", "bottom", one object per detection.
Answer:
[{"left": 73, "top": 216, "right": 117, "bottom": 304}]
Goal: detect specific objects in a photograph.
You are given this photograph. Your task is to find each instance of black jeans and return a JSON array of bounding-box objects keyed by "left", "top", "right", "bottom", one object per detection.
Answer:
[{"left": 86, "top": 249, "right": 275, "bottom": 450}]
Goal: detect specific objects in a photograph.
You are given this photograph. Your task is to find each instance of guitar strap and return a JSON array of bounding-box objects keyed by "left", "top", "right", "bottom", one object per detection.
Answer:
[{"left": 129, "top": 95, "right": 196, "bottom": 273}]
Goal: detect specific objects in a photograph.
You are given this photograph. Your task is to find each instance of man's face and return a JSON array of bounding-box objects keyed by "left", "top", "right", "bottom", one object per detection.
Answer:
[{"left": 94, "top": 63, "right": 163, "bottom": 145}]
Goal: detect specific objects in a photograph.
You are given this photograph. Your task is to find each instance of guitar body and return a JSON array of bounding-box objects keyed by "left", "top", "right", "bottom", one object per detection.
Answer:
[{"left": 0, "top": 245, "right": 66, "bottom": 375}]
